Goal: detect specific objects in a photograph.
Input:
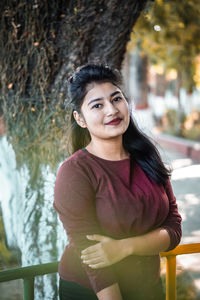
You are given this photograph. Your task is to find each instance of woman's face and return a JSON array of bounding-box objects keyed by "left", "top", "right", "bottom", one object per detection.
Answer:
[{"left": 73, "top": 82, "right": 130, "bottom": 142}]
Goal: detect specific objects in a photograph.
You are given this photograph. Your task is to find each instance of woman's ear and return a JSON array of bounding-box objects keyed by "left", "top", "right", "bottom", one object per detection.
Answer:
[{"left": 73, "top": 110, "right": 87, "bottom": 128}]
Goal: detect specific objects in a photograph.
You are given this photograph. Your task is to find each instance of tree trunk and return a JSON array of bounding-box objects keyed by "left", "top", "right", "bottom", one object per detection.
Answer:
[
  {"left": 0, "top": 0, "right": 149, "bottom": 104},
  {"left": 52, "top": 0, "right": 149, "bottom": 96}
]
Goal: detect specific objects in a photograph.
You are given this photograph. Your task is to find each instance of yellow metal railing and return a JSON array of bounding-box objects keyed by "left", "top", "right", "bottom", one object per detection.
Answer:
[
  {"left": 161, "top": 243, "right": 200, "bottom": 300},
  {"left": 0, "top": 243, "right": 199, "bottom": 299}
]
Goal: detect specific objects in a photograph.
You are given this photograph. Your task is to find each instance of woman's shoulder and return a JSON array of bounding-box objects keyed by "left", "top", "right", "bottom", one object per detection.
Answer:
[
  {"left": 57, "top": 149, "right": 91, "bottom": 178},
  {"left": 61, "top": 149, "right": 85, "bottom": 166}
]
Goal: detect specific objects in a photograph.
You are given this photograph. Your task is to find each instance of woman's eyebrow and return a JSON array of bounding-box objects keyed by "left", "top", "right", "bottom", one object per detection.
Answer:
[
  {"left": 110, "top": 91, "right": 121, "bottom": 98},
  {"left": 88, "top": 97, "right": 103, "bottom": 106},
  {"left": 87, "top": 91, "right": 121, "bottom": 106}
]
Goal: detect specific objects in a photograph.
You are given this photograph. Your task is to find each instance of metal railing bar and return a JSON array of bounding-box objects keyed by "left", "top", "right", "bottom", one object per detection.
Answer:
[
  {"left": 0, "top": 261, "right": 58, "bottom": 282},
  {"left": 23, "top": 277, "right": 34, "bottom": 300},
  {"left": 161, "top": 243, "right": 200, "bottom": 300},
  {"left": 161, "top": 243, "right": 200, "bottom": 257},
  {"left": 165, "top": 255, "right": 176, "bottom": 300}
]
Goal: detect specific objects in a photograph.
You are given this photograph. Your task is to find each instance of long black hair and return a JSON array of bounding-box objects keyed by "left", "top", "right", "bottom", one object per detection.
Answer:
[{"left": 67, "top": 63, "right": 171, "bottom": 186}]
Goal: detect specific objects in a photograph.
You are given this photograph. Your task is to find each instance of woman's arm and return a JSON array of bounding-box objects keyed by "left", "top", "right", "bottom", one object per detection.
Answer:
[
  {"left": 161, "top": 179, "right": 182, "bottom": 250},
  {"left": 81, "top": 228, "right": 170, "bottom": 269},
  {"left": 54, "top": 160, "right": 117, "bottom": 293},
  {"left": 121, "top": 227, "right": 170, "bottom": 257},
  {"left": 96, "top": 283, "right": 123, "bottom": 300},
  {"left": 81, "top": 179, "right": 181, "bottom": 269}
]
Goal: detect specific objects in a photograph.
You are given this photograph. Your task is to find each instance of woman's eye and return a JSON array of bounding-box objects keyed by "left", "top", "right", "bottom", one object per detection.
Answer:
[
  {"left": 92, "top": 103, "right": 102, "bottom": 109},
  {"left": 113, "top": 96, "right": 122, "bottom": 102}
]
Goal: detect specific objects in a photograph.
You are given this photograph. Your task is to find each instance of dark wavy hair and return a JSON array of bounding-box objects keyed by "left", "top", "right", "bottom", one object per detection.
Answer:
[{"left": 67, "top": 63, "right": 171, "bottom": 186}]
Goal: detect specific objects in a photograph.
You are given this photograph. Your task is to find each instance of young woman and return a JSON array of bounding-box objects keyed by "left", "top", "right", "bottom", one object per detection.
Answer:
[{"left": 53, "top": 63, "right": 182, "bottom": 300}]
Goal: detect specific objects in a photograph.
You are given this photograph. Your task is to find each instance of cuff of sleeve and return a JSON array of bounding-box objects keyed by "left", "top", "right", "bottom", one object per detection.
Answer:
[{"left": 163, "top": 225, "right": 181, "bottom": 251}]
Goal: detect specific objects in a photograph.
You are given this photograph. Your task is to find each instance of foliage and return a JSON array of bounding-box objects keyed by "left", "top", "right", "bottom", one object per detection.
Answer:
[
  {"left": 0, "top": 0, "right": 71, "bottom": 177},
  {"left": 161, "top": 109, "right": 178, "bottom": 135},
  {"left": 0, "top": 214, "right": 11, "bottom": 268},
  {"left": 4, "top": 100, "right": 69, "bottom": 172},
  {"left": 176, "top": 269, "right": 200, "bottom": 300},
  {"left": 161, "top": 109, "right": 186, "bottom": 137},
  {"left": 182, "top": 109, "right": 200, "bottom": 140},
  {"left": 162, "top": 270, "right": 200, "bottom": 300},
  {"left": 161, "top": 258, "right": 200, "bottom": 300},
  {"left": 129, "top": 0, "right": 200, "bottom": 91},
  {"left": 159, "top": 108, "right": 200, "bottom": 141},
  {"left": 0, "top": 207, "right": 19, "bottom": 269}
]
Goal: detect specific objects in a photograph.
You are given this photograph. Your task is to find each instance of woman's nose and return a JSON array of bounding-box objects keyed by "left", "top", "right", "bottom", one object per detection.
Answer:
[{"left": 106, "top": 102, "right": 118, "bottom": 115}]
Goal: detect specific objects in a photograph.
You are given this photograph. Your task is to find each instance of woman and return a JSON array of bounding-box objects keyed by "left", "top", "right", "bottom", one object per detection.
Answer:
[{"left": 53, "top": 63, "right": 182, "bottom": 300}]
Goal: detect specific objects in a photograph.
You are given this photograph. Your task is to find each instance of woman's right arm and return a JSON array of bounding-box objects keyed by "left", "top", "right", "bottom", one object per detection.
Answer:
[
  {"left": 97, "top": 283, "right": 123, "bottom": 300},
  {"left": 54, "top": 159, "right": 120, "bottom": 297}
]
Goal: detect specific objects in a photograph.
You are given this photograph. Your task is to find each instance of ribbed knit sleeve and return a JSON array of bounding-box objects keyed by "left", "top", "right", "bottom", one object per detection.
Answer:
[
  {"left": 53, "top": 159, "right": 117, "bottom": 293},
  {"left": 162, "top": 179, "right": 182, "bottom": 251}
]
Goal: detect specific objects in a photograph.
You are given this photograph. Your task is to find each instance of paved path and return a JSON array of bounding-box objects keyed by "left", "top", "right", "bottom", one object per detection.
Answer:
[{"left": 158, "top": 145, "right": 200, "bottom": 293}]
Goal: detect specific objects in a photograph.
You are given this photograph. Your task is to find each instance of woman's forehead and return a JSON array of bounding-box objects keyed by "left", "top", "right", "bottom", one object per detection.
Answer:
[{"left": 84, "top": 82, "right": 121, "bottom": 100}]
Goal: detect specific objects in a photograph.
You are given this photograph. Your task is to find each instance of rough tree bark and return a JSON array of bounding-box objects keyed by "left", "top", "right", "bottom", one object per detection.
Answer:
[
  {"left": 1, "top": 0, "right": 149, "bottom": 104},
  {"left": 52, "top": 0, "right": 149, "bottom": 97}
]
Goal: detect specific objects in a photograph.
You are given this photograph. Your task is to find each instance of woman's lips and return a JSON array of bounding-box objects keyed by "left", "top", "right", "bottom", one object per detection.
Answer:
[{"left": 106, "top": 118, "right": 122, "bottom": 125}]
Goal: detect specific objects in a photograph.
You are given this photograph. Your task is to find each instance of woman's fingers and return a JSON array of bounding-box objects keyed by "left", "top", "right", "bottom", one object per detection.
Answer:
[
  {"left": 81, "top": 250, "right": 100, "bottom": 260},
  {"left": 81, "top": 251, "right": 106, "bottom": 263},
  {"left": 81, "top": 243, "right": 100, "bottom": 255},
  {"left": 82, "top": 256, "right": 103, "bottom": 265},
  {"left": 88, "top": 262, "right": 108, "bottom": 269},
  {"left": 81, "top": 247, "right": 108, "bottom": 267},
  {"left": 86, "top": 234, "right": 109, "bottom": 242}
]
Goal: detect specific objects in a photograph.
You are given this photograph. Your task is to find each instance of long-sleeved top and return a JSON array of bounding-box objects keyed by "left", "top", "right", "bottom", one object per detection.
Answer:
[{"left": 53, "top": 148, "right": 182, "bottom": 295}]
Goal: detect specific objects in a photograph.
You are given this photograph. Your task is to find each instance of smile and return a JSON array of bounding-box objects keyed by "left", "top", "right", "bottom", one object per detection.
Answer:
[{"left": 105, "top": 118, "right": 122, "bottom": 125}]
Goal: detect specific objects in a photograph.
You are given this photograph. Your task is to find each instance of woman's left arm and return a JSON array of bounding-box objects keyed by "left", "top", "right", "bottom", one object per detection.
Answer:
[
  {"left": 129, "top": 178, "right": 182, "bottom": 256},
  {"left": 81, "top": 179, "right": 182, "bottom": 269},
  {"left": 81, "top": 228, "right": 170, "bottom": 269},
  {"left": 122, "top": 227, "right": 170, "bottom": 256},
  {"left": 161, "top": 179, "right": 182, "bottom": 250}
]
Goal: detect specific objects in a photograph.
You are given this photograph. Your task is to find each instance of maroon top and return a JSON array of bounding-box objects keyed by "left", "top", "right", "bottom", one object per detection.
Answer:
[{"left": 53, "top": 149, "right": 182, "bottom": 294}]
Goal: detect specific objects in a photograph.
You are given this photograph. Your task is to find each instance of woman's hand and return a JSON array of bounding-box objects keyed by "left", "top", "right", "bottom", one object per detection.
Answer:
[
  {"left": 81, "top": 228, "right": 171, "bottom": 269},
  {"left": 81, "top": 234, "right": 127, "bottom": 269}
]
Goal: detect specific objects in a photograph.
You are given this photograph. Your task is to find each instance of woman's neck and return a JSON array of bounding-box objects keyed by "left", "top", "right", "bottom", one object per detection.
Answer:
[{"left": 86, "top": 137, "right": 129, "bottom": 161}]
